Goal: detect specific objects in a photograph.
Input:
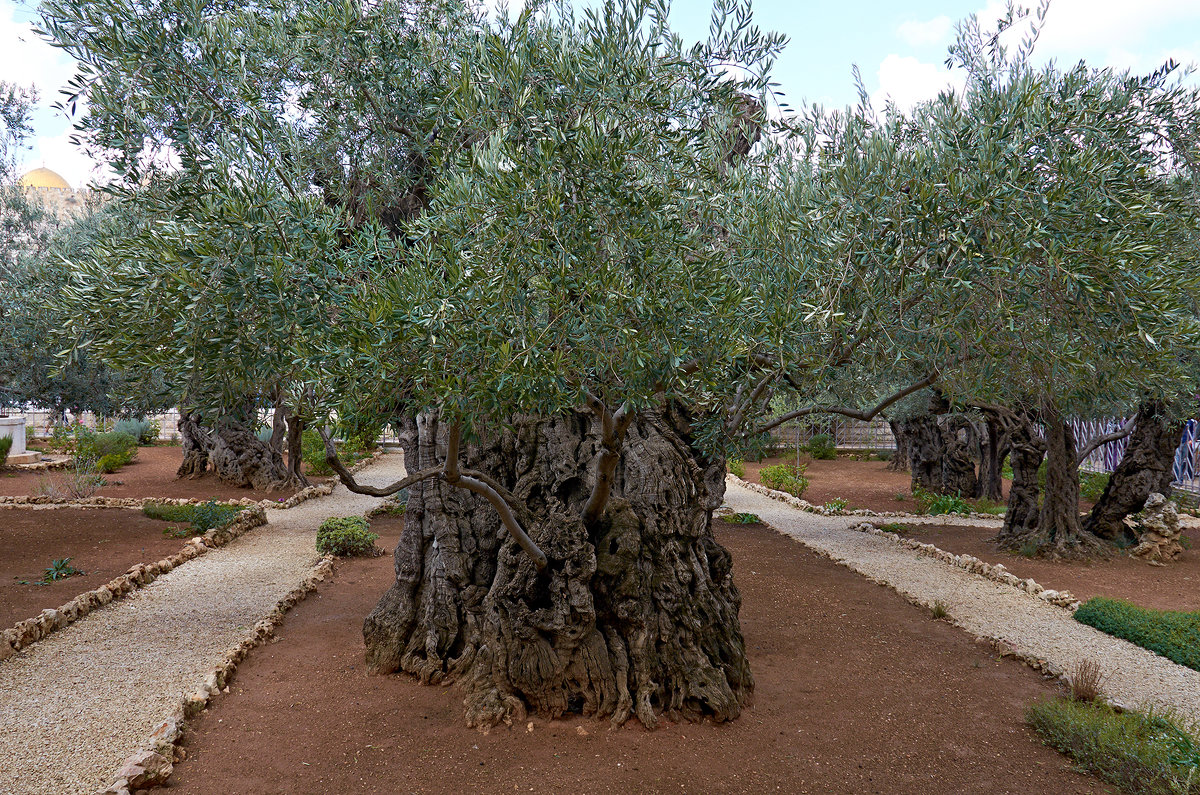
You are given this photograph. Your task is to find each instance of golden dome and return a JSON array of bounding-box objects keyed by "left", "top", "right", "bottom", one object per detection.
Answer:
[{"left": 18, "top": 167, "right": 71, "bottom": 191}]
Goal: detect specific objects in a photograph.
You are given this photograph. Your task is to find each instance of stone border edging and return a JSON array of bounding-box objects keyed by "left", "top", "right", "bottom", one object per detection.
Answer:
[
  {"left": 94, "top": 554, "right": 336, "bottom": 795},
  {"left": 0, "top": 507, "right": 268, "bottom": 661},
  {"left": 0, "top": 448, "right": 385, "bottom": 512},
  {"left": 848, "top": 520, "right": 1083, "bottom": 610},
  {"left": 726, "top": 473, "right": 1002, "bottom": 521}
]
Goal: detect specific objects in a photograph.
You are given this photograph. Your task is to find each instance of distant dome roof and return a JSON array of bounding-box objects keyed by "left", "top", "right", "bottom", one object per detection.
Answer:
[{"left": 18, "top": 167, "right": 71, "bottom": 190}]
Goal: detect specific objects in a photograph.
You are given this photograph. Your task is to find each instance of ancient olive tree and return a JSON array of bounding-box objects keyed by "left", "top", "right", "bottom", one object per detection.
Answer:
[{"left": 43, "top": 0, "right": 807, "bottom": 727}]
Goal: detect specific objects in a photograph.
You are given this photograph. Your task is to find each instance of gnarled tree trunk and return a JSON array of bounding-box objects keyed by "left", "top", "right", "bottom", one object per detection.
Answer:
[
  {"left": 978, "top": 416, "right": 1006, "bottom": 502},
  {"left": 907, "top": 414, "right": 979, "bottom": 497},
  {"left": 176, "top": 412, "right": 302, "bottom": 491},
  {"left": 887, "top": 419, "right": 910, "bottom": 472},
  {"left": 997, "top": 413, "right": 1043, "bottom": 545},
  {"left": 364, "top": 407, "right": 753, "bottom": 730},
  {"left": 1084, "top": 402, "right": 1181, "bottom": 542}
]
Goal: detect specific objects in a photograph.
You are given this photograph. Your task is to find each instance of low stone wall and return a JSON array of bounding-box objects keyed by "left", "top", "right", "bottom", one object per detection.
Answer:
[{"left": 0, "top": 507, "right": 268, "bottom": 661}]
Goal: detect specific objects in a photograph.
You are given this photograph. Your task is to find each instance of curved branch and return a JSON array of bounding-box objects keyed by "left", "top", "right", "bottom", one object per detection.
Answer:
[
  {"left": 756, "top": 372, "right": 938, "bottom": 435},
  {"left": 1075, "top": 417, "right": 1135, "bottom": 466},
  {"left": 582, "top": 393, "right": 636, "bottom": 525},
  {"left": 320, "top": 427, "right": 442, "bottom": 496}
]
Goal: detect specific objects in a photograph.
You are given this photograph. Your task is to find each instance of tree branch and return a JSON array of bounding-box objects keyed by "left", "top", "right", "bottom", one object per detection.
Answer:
[
  {"left": 756, "top": 372, "right": 939, "bottom": 435},
  {"left": 1075, "top": 417, "right": 1135, "bottom": 466},
  {"left": 582, "top": 392, "right": 635, "bottom": 525}
]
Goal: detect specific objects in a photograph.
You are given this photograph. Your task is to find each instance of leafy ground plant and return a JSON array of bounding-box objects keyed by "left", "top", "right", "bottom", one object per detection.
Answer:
[
  {"left": 823, "top": 498, "right": 848, "bottom": 511},
  {"left": 727, "top": 458, "right": 745, "bottom": 478},
  {"left": 759, "top": 464, "right": 809, "bottom": 499},
  {"left": 43, "top": 557, "right": 82, "bottom": 582},
  {"left": 877, "top": 522, "right": 906, "bottom": 534},
  {"left": 719, "top": 512, "right": 762, "bottom": 524},
  {"left": 913, "top": 487, "right": 971, "bottom": 516},
  {"left": 1027, "top": 699, "right": 1200, "bottom": 795},
  {"left": 1074, "top": 598, "right": 1200, "bottom": 672},
  {"left": 0, "top": 436, "right": 11, "bottom": 467},
  {"left": 142, "top": 500, "right": 240, "bottom": 533},
  {"left": 32, "top": 460, "right": 107, "bottom": 499},
  {"left": 316, "top": 516, "right": 380, "bottom": 557},
  {"left": 806, "top": 434, "right": 836, "bottom": 460}
]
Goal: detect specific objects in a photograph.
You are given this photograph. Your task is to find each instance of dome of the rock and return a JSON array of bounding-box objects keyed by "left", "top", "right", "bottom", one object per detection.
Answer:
[{"left": 18, "top": 167, "right": 71, "bottom": 191}]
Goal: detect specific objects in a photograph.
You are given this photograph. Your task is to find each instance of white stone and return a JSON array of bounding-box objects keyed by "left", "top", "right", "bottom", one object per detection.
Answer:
[{"left": 0, "top": 416, "right": 40, "bottom": 465}]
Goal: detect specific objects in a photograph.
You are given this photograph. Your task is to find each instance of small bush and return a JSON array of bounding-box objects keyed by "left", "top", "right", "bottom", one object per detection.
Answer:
[
  {"left": 931, "top": 600, "right": 949, "bottom": 620},
  {"left": 719, "top": 512, "right": 761, "bottom": 524},
  {"left": 878, "top": 522, "right": 906, "bottom": 534},
  {"left": 727, "top": 458, "right": 745, "bottom": 478},
  {"left": 43, "top": 557, "right": 82, "bottom": 582},
  {"left": 114, "top": 418, "right": 158, "bottom": 446},
  {"left": 806, "top": 434, "right": 837, "bottom": 460},
  {"left": 78, "top": 430, "right": 138, "bottom": 473},
  {"left": 893, "top": 491, "right": 909, "bottom": 502},
  {"left": 1027, "top": 699, "right": 1200, "bottom": 795},
  {"left": 302, "top": 429, "right": 373, "bottom": 476},
  {"left": 913, "top": 486, "right": 971, "bottom": 516},
  {"left": 759, "top": 463, "right": 809, "bottom": 498},
  {"left": 1080, "top": 471, "right": 1111, "bottom": 502},
  {"left": 824, "top": 497, "right": 848, "bottom": 511},
  {"left": 316, "top": 516, "right": 379, "bottom": 557},
  {"left": 971, "top": 497, "right": 1007, "bottom": 515},
  {"left": 874, "top": 449, "right": 893, "bottom": 462},
  {"left": 0, "top": 436, "right": 11, "bottom": 467},
  {"left": 33, "top": 461, "right": 106, "bottom": 499},
  {"left": 256, "top": 425, "right": 275, "bottom": 443},
  {"left": 142, "top": 500, "right": 240, "bottom": 533},
  {"left": 1074, "top": 597, "right": 1200, "bottom": 672}
]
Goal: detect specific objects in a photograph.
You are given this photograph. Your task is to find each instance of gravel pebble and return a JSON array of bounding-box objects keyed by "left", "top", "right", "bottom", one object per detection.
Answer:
[{"left": 0, "top": 455, "right": 408, "bottom": 795}]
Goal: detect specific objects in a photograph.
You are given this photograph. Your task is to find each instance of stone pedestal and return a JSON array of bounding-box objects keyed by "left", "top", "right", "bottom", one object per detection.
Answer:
[{"left": 0, "top": 416, "right": 41, "bottom": 465}]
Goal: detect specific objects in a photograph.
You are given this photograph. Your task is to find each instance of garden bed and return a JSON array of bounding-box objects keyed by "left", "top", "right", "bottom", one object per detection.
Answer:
[
  {"left": 0, "top": 446, "right": 323, "bottom": 502},
  {"left": 167, "top": 516, "right": 1108, "bottom": 794},
  {"left": 0, "top": 508, "right": 186, "bottom": 628},
  {"left": 897, "top": 523, "right": 1200, "bottom": 612}
]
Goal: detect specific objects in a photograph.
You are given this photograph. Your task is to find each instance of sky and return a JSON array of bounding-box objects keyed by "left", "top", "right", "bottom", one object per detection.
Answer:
[{"left": 2, "top": 0, "right": 1199, "bottom": 189}]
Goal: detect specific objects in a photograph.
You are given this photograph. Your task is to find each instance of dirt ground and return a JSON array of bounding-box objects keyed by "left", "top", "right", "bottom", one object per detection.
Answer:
[
  {"left": 0, "top": 507, "right": 187, "bottom": 628},
  {"left": 168, "top": 515, "right": 1110, "bottom": 795},
  {"left": 742, "top": 455, "right": 922, "bottom": 512},
  {"left": 899, "top": 523, "right": 1200, "bottom": 612},
  {"left": 0, "top": 446, "right": 316, "bottom": 502}
]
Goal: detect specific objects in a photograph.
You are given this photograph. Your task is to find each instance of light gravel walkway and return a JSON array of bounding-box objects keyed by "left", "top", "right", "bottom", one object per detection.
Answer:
[
  {"left": 724, "top": 479, "right": 1200, "bottom": 726},
  {"left": 0, "top": 454, "right": 407, "bottom": 795}
]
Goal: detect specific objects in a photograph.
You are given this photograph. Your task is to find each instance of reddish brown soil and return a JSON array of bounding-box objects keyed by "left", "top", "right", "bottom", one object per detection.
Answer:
[
  {"left": 899, "top": 522, "right": 1200, "bottom": 612},
  {"left": 743, "top": 455, "right": 919, "bottom": 512},
  {"left": 169, "top": 516, "right": 1109, "bottom": 795},
  {"left": 0, "top": 446, "right": 318, "bottom": 502},
  {"left": 0, "top": 507, "right": 187, "bottom": 628}
]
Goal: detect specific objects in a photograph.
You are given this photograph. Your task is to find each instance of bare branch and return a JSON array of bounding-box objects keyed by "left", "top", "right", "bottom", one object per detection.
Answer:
[
  {"left": 756, "top": 372, "right": 939, "bottom": 435},
  {"left": 442, "top": 425, "right": 548, "bottom": 571},
  {"left": 320, "top": 426, "right": 442, "bottom": 496},
  {"left": 1075, "top": 417, "right": 1136, "bottom": 466},
  {"left": 582, "top": 393, "right": 635, "bottom": 525}
]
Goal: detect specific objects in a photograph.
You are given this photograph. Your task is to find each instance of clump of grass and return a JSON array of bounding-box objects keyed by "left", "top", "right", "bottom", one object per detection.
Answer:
[
  {"left": 719, "top": 512, "right": 761, "bottom": 525},
  {"left": 1074, "top": 598, "right": 1200, "bottom": 673},
  {"left": 142, "top": 500, "right": 241, "bottom": 533},
  {"left": 931, "top": 600, "right": 949, "bottom": 620},
  {"left": 727, "top": 458, "right": 745, "bottom": 479},
  {"left": 892, "top": 491, "right": 909, "bottom": 502},
  {"left": 877, "top": 522, "right": 906, "bottom": 534},
  {"left": 1019, "top": 539, "right": 1040, "bottom": 558},
  {"left": 971, "top": 497, "right": 1007, "bottom": 515},
  {"left": 1027, "top": 699, "right": 1200, "bottom": 794},
  {"left": 1068, "top": 659, "right": 1107, "bottom": 703},
  {"left": 759, "top": 463, "right": 809, "bottom": 499},
  {"left": 43, "top": 557, "right": 82, "bottom": 582},
  {"left": 913, "top": 486, "right": 971, "bottom": 516},
  {"left": 823, "top": 497, "right": 848, "bottom": 511},
  {"left": 874, "top": 449, "right": 893, "bottom": 462}
]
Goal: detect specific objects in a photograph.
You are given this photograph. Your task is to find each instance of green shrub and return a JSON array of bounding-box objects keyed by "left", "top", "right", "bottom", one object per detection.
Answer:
[
  {"left": 114, "top": 418, "right": 158, "bottom": 446},
  {"left": 878, "top": 522, "right": 906, "bottom": 534},
  {"left": 142, "top": 500, "right": 241, "bottom": 533},
  {"left": 971, "top": 497, "right": 1007, "bottom": 515},
  {"left": 96, "top": 453, "right": 131, "bottom": 473},
  {"left": 727, "top": 458, "right": 745, "bottom": 478},
  {"left": 824, "top": 497, "right": 848, "bottom": 511},
  {"left": 77, "top": 430, "right": 138, "bottom": 472},
  {"left": 1074, "top": 598, "right": 1200, "bottom": 672},
  {"left": 913, "top": 486, "right": 971, "bottom": 516},
  {"left": 316, "top": 516, "right": 379, "bottom": 557},
  {"left": 806, "top": 434, "right": 836, "bottom": 460},
  {"left": 759, "top": 463, "right": 809, "bottom": 498},
  {"left": 0, "top": 436, "right": 11, "bottom": 467},
  {"left": 43, "top": 557, "right": 82, "bottom": 582},
  {"left": 256, "top": 425, "right": 274, "bottom": 443},
  {"left": 1080, "top": 471, "right": 1111, "bottom": 502},
  {"left": 1027, "top": 698, "right": 1200, "bottom": 794},
  {"left": 719, "top": 512, "right": 761, "bottom": 524},
  {"left": 302, "top": 429, "right": 373, "bottom": 476},
  {"left": 874, "top": 449, "right": 893, "bottom": 462}
]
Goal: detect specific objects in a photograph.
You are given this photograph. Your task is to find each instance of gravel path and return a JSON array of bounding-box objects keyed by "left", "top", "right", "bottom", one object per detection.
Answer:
[
  {"left": 724, "top": 479, "right": 1200, "bottom": 726},
  {"left": 0, "top": 455, "right": 407, "bottom": 795}
]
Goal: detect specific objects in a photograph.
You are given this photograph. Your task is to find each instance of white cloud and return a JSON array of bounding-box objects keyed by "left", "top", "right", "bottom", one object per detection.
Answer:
[
  {"left": 0, "top": 6, "right": 76, "bottom": 99},
  {"left": 897, "top": 16, "right": 953, "bottom": 48},
  {"left": 871, "top": 54, "right": 963, "bottom": 113}
]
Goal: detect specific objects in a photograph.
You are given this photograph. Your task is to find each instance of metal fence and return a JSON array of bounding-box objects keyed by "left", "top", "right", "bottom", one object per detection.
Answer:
[{"left": 1070, "top": 416, "right": 1200, "bottom": 496}]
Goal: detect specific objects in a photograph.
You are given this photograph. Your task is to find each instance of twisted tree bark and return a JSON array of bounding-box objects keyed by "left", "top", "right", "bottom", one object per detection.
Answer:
[
  {"left": 363, "top": 407, "right": 753, "bottom": 730},
  {"left": 1084, "top": 402, "right": 1182, "bottom": 542}
]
